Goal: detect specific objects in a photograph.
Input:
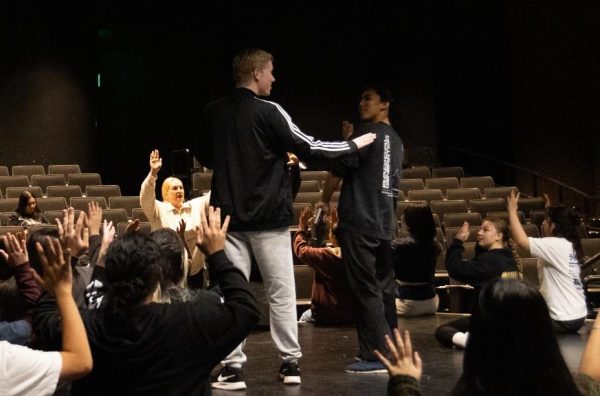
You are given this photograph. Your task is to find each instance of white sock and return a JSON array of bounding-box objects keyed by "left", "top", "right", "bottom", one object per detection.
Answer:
[{"left": 452, "top": 331, "right": 469, "bottom": 349}]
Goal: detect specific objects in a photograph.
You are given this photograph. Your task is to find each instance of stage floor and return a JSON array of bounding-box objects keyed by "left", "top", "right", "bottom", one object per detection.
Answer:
[{"left": 213, "top": 313, "right": 592, "bottom": 396}]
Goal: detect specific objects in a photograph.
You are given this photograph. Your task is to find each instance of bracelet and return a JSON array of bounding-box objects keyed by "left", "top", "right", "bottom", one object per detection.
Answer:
[{"left": 592, "top": 325, "right": 600, "bottom": 330}]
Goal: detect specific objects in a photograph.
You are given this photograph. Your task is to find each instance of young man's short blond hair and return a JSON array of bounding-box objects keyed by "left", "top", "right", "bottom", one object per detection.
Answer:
[{"left": 233, "top": 48, "right": 273, "bottom": 85}]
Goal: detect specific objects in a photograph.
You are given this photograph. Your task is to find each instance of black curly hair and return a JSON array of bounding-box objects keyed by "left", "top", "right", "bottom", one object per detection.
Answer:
[{"left": 103, "top": 233, "right": 162, "bottom": 321}]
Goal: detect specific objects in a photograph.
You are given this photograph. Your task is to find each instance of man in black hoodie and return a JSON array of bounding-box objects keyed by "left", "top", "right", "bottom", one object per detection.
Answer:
[
  {"left": 318, "top": 85, "right": 404, "bottom": 373},
  {"left": 198, "top": 48, "right": 376, "bottom": 390}
]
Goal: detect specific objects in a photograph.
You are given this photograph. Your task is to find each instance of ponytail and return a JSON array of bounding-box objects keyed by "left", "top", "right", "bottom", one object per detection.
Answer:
[{"left": 547, "top": 205, "right": 584, "bottom": 264}]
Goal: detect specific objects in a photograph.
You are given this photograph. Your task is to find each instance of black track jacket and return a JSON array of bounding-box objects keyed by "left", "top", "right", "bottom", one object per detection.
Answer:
[{"left": 198, "top": 88, "right": 359, "bottom": 231}]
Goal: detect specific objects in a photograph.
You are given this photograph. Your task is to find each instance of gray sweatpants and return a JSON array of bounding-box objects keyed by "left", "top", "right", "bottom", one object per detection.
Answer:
[{"left": 222, "top": 227, "right": 302, "bottom": 367}]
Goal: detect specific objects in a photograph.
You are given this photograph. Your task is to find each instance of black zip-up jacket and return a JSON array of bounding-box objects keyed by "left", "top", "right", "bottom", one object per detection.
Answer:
[{"left": 198, "top": 88, "right": 359, "bottom": 232}]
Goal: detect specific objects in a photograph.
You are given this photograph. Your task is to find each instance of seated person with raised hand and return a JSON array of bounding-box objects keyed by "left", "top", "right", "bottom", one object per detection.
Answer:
[
  {"left": 508, "top": 190, "right": 587, "bottom": 333},
  {"left": 293, "top": 206, "right": 353, "bottom": 325},
  {"left": 435, "top": 217, "right": 518, "bottom": 348},
  {"left": 0, "top": 233, "right": 41, "bottom": 345},
  {"left": 140, "top": 149, "right": 210, "bottom": 285},
  {"left": 8, "top": 191, "right": 49, "bottom": 227},
  {"left": 1, "top": 234, "right": 92, "bottom": 395},
  {"left": 29, "top": 207, "right": 94, "bottom": 311},
  {"left": 33, "top": 206, "right": 260, "bottom": 395}
]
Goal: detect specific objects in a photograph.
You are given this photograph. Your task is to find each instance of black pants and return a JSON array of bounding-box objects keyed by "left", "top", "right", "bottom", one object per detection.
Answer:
[
  {"left": 552, "top": 317, "right": 586, "bottom": 334},
  {"left": 336, "top": 229, "right": 397, "bottom": 361},
  {"left": 434, "top": 316, "right": 471, "bottom": 347}
]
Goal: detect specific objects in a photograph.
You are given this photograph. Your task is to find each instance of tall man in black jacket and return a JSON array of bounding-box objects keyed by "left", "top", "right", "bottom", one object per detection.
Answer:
[
  {"left": 198, "top": 48, "right": 376, "bottom": 390},
  {"left": 318, "top": 86, "right": 404, "bottom": 373}
]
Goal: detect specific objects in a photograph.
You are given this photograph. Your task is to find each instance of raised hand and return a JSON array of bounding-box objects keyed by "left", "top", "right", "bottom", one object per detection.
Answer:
[
  {"left": 351, "top": 132, "right": 376, "bottom": 149},
  {"left": 124, "top": 219, "right": 140, "bottom": 235},
  {"left": 507, "top": 190, "right": 520, "bottom": 213},
  {"left": 97, "top": 220, "right": 115, "bottom": 267},
  {"left": 298, "top": 206, "right": 313, "bottom": 231},
  {"left": 57, "top": 208, "right": 88, "bottom": 257},
  {"left": 543, "top": 192, "right": 551, "bottom": 208},
  {"left": 341, "top": 120, "right": 354, "bottom": 140},
  {"left": 195, "top": 206, "right": 230, "bottom": 256},
  {"left": 374, "top": 329, "right": 422, "bottom": 381},
  {"left": 177, "top": 218, "right": 187, "bottom": 241},
  {"left": 31, "top": 237, "right": 72, "bottom": 296},
  {"left": 149, "top": 149, "right": 163, "bottom": 176},
  {"left": 314, "top": 201, "right": 329, "bottom": 217},
  {"left": 329, "top": 206, "right": 339, "bottom": 227},
  {"left": 87, "top": 201, "right": 103, "bottom": 236},
  {"left": 0, "top": 233, "right": 29, "bottom": 267},
  {"left": 456, "top": 221, "right": 470, "bottom": 242}
]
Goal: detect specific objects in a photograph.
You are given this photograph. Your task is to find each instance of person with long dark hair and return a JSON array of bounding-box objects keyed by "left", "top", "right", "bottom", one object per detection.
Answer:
[
  {"left": 378, "top": 279, "right": 600, "bottom": 395},
  {"left": 8, "top": 191, "right": 48, "bottom": 227},
  {"left": 435, "top": 217, "right": 519, "bottom": 348},
  {"left": 508, "top": 191, "right": 587, "bottom": 333},
  {"left": 393, "top": 204, "right": 442, "bottom": 316}
]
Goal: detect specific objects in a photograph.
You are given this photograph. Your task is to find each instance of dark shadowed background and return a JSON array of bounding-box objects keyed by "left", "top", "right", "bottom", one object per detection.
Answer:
[{"left": 0, "top": 1, "right": 598, "bottom": 197}]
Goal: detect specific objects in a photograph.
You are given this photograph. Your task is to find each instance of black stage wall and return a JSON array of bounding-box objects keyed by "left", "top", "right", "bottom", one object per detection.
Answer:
[{"left": 0, "top": 2, "right": 598, "bottom": 198}]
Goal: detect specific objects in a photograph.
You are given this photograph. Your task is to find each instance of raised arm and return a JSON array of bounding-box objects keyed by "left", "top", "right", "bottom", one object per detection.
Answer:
[
  {"left": 31, "top": 237, "right": 93, "bottom": 384},
  {"left": 265, "top": 102, "right": 376, "bottom": 159},
  {"left": 56, "top": 207, "right": 88, "bottom": 260},
  {"left": 0, "top": 233, "right": 41, "bottom": 306},
  {"left": 374, "top": 329, "right": 423, "bottom": 396},
  {"left": 140, "top": 149, "right": 163, "bottom": 222},
  {"left": 507, "top": 191, "right": 530, "bottom": 253},
  {"left": 86, "top": 201, "right": 103, "bottom": 266}
]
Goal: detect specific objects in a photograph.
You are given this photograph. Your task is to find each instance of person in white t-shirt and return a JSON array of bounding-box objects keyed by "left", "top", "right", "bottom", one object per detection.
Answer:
[
  {"left": 508, "top": 190, "right": 587, "bottom": 333},
  {"left": 0, "top": 232, "right": 92, "bottom": 395}
]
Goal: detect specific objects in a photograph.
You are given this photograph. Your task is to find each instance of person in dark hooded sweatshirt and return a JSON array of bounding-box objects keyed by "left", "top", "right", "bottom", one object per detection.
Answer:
[
  {"left": 33, "top": 207, "right": 260, "bottom": 396},
  {"left": 435, "top": 217, "right": 519, "bottom": 348}
]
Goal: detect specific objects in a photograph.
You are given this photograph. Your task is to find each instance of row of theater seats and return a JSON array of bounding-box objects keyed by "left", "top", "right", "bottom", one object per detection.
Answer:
[
  {"left": 0, "top": 164, "right": 82, "bottom": 179},
  {"left": 0, "top": 195, "right": 146, "bottom": 225},
  {"left": 0, "top": 221, "right": 152, "bottom": 241},
  {"left": 0, "top": 164, "right": 153, "bottom": 237},
  {"left": 0, "top": 171, "right": 105, "bottom": 200},
  {"left": 193, "top": 167, "right": 476, "bottom": 193}
]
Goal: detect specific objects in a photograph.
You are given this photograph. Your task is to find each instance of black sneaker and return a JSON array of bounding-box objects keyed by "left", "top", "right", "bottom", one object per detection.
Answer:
[
  {"left": 211, "top": 366, "right": 247, "bottom": 390},
  {"left": 278, "top": 361, "right": 301, "bottom": 385}
]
